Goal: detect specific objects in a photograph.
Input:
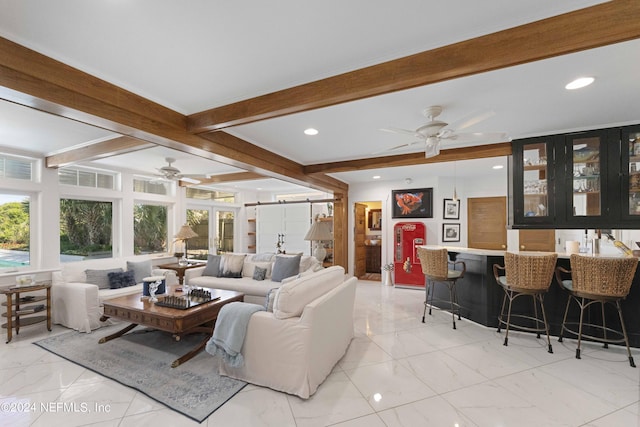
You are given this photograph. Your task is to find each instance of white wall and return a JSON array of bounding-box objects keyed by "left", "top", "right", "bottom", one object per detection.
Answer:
[{"left": 348, "top": 169, "right": 508, "bottom": 276}]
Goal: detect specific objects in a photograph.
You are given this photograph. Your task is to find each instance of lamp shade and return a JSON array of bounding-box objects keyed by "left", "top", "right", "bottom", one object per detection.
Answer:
[
  {"left": 175, "top": 224, "right": 198, "bottom": 240},
  {"left": 304, "top": 220, "right": 332, "bottom": 241}
]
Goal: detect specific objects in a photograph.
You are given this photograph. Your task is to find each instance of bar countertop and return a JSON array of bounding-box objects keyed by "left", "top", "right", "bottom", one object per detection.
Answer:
[{"left": 419, "top": 245, "right": 633, "bottom": 259}]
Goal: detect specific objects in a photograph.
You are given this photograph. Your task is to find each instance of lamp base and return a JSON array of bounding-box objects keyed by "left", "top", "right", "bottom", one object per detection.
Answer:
[{"left": 313, "top": 244, "right": 327, "bottom": 263}]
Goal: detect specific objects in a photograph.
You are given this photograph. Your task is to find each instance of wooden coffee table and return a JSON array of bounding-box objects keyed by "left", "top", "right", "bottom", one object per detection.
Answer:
[{"left": 99, "top": 287, "right": 244, "bottom": 367}]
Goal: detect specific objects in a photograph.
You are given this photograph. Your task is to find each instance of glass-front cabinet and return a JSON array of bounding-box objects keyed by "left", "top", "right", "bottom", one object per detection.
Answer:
[
  {"left": 511, "top": 137, "right": 556, "bottom": 225},
  {"left": 624, "top": 125, "right": 640, "bottom": 218},
  {"left": 564, "top": 130, "right": 607, "bottom": 227},
  {"left": 511, "top": 125, "right": 640, "bottom": 229}
]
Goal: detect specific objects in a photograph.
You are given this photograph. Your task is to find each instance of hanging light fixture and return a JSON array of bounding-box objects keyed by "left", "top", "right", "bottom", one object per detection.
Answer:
[{"left": 453, "top": 161, "right": 458, "bottom": 202}]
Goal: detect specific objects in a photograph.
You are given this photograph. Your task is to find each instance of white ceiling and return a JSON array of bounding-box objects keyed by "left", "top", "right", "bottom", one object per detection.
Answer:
[{"left": 0, "top": 0, "right": 637, "bottom": 191}]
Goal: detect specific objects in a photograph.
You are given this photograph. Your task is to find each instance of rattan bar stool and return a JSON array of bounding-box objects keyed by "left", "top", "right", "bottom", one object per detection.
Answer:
[
  {"left": 493, "top": 252, "right": 558, "bottom": 353},
  {"left": 555, "top": 254, "right": 638, "bottom": 368},
  {"left": 417, "top": 247, "right": 466, "bottom": 329}
]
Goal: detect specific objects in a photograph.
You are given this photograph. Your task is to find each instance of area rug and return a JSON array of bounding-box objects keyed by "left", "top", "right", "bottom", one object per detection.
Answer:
[{"left": 34, "top": 326, "right": 246, "bottom": 423}]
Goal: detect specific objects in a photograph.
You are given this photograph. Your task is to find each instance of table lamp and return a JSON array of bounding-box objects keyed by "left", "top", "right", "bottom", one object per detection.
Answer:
[
  {"left": 174, "top": 224, "right": 198, "bottom": 265},
  {"left": 304, "top": 216, "right": 332, "bottom": 262}
]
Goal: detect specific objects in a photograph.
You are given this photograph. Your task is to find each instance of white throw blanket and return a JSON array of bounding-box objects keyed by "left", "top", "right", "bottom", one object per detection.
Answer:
[{"left": 205, "top": 302, "right": 265, "bottom": 368}]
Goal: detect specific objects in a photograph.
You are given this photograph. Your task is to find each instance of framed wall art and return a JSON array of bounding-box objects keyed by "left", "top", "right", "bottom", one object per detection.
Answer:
[
  {"left": 443, "top": 198, "right": 460, "bottom": 220},
  {"left": 391, "top": 188, "right": 433, "bottom": 219},
  {"left": 442, "top": 223, "right": 460, "bottom": 242}
]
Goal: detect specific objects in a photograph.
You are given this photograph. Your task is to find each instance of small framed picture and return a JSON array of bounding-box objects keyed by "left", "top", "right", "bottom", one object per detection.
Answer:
[
  {"left": 443, "top": 198, "right": 460, "bottom": 220},
  {"left": 442, "top": 223, "right": 460, "bottom": 242}
]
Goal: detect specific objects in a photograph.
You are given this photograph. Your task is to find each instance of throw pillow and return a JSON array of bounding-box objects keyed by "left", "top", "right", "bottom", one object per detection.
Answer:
[
  {"left": 264, "top": 287, "right": 279, "bottom": 312},
  {"left": 253, "top": 266, "right": 267, "bottom": 281},
  {"left": 220, "top": 254, "right": 245, "bottom": 278},
  {"left": 202, "top": 254, "right": 222, "bottom": 277},
  {"left": 126, "top": 260, "right": 153, "bottom": 284},
  {"left": 271, "top": 254, "right": 301, "bottom": 282},
  {"left": 85, "top": 268, "right": 124, "bottom": 290},
  {"left": 108, "top": 270, "right": 137, "bottom": 289}
]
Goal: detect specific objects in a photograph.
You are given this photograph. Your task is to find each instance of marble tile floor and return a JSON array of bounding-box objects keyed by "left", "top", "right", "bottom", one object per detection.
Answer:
[{"left": 1, "top": 280, "right": 639, "bottom": 426}]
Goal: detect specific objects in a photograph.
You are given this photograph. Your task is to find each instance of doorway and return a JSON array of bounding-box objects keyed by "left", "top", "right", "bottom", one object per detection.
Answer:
[
  {"left": 354, "top": 200, "right": 383, "bottom": 281},
  {"left": 186, "top": 206, "right": 238, "bottom": 259}
]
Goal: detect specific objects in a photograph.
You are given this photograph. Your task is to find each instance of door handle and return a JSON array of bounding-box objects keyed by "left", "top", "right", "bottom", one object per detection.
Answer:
[{"left": 520, "top": 245, "right": 525, "bottom": 250}]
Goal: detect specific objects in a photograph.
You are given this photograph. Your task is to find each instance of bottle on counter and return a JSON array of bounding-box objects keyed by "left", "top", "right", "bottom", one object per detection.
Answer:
[{"left": 606, "top": 234, "right": 634, "bottom": 256}]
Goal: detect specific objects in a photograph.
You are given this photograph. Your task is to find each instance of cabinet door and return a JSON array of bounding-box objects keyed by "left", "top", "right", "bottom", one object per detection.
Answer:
[
  {"left": 511, "top": 137, "right": 556, "bottom": 225},
  {"left": 622, "top": 125, "right": 640, "bottom": 220},
  {"left": 563, "top": 130, "right": 607, "bottom": 226}
]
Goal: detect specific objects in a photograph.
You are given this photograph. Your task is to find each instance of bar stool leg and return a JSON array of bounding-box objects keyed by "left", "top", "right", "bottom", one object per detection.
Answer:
[
  {"left": 532, "top": 295, "right": 541, "bottom": 339},
  {"left": 422, "top": 277, "right": 429, "bottom": 323},
  {"left": 601, "top": 301, "right": 608, "bottom": 349},
  {"left": 503, "top": 291, "right": 514, "bottom": 347},
  {"left": 558, "top": 294, "right": 571, "bottom": 343},
  {"left": 497, "top": 292, "right": 507, "bottom": 333},
  {"left": 449, "top": 282, "right": 456, "bottom": 330},
  {"left": 615, "top": 300, "right": 636, "bottom": 368},
  {"left": 538, "top": 294, "right": 553, "bottom": 353},
  {"left": 576, "top": 297, "right": 586, "bottom": 360}
]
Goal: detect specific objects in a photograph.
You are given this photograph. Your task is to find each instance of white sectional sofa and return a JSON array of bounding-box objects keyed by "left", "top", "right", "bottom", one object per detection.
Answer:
[
  {"left": 219, "top": 265, "right": 357, "bottom": 398},
  {"left": 185, "top": 253, "right": 323, "bottom": 304},
  {"left": 51, "top": 255, "right": 178, "bottom": 333}
]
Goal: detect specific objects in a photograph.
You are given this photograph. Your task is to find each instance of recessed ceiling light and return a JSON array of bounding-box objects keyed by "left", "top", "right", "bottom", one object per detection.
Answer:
[
  {"left": 373, "top": 175, "right": 381, "bottom": 180},
  {"left": 304, "top": 128, "right": 318, "bottom": 136},
  {"left": 565, "top": 77, "right": 595, "bottom": 90},
  {"left": 492, "top": 165, "right": 504, "bottom": 170}
]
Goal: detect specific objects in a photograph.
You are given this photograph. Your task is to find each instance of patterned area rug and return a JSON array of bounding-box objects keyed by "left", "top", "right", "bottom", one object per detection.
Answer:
[{"left": 34, "top": 326, "right": 246, "bottom": 423}]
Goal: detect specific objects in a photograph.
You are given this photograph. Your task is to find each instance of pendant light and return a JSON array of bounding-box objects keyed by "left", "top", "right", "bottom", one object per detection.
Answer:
[{"left": 453, "top": 161, "right": 458, "bottom": 202}]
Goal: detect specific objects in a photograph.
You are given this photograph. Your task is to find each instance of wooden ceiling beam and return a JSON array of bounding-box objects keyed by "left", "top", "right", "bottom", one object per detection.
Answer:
[
  {"left": 187, "top": 0, "right": 640, "bottom": 133},
  {"left": 0, "top": 37, "right": 346, "bottom": 193},
  {"left": 46, "top": 136, "right": 154, "bottom": 168},
  {"left": 179, "top": 171, "right": 264, "bottom": 187},
  {"left": 304, "top": 142, "right": 513, "bottom": 174}
]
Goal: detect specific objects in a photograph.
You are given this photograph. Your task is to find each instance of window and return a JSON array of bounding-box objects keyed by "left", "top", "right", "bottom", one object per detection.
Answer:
[
  {"left": 60, "top": 199, "right": 113, "bottom": 261},
  {"left": 134, "top": 203, "right": 168, "bottom": 255},
  {"left": 59, "top": 167, "right": 117, "bottom": 190},
  {"left": 0, "top": 154, "right": 34, "bottom": 181},
  {"left": 133, "top": 176, "right": 170, "bottom": 195},
  {"left": 0, "top": 194, "right": 30, "bottom": 268},
  {"left": 186, "top": 187, "right": 235, "bottom": 203}
]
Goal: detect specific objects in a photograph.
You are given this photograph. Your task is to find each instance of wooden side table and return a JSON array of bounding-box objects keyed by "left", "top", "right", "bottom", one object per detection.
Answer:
[
  {"left": 157, "top": 262, "right": 206, "bottom": 285},
  {"left": 1, "top": 282, "right": 52, "bottom": 343}
]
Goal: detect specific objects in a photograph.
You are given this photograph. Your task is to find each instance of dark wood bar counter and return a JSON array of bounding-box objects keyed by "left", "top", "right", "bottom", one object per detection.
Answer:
[{"left": 420, "top": 246, "right": 640, "bottom": 348}]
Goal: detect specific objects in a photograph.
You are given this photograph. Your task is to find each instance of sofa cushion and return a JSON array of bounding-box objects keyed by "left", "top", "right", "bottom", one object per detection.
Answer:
[
  {"left": 271, "top": 254, "right": 301, "bottom": 282},
  {"left": 220, "top": 254, "right": 246, "bottom": 278},
  {"left": 108, "top": 270, "right": 137, "bottom": 289},
  {"left": 202, "top": 254, "right": 222, "bottom": 277},
  {"left": 243, "top": 261, "right": 272, "bottom": 279},
  {"left": 127, "top": 260, "right": 152, "bottom": 283},
  {"left": 252, "top": 252, "right": 276, "bottom": 262},
  {"left": 85, "top": 268, "right": 124, "bottom": 290},
  {"left": 189, "top": 275, "right": 276, "bottom": 298},
  {"left": 273, "top": 266, "right": 345, "bottom": 319}
]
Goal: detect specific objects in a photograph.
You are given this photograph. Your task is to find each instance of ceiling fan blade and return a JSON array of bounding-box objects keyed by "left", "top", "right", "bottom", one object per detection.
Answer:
[
  {"left": 440, "top": 109, "right": 495, "bottom": 134},
  {"left": 379, "top": 127, "right": 418, "bottom": 137},
  {"left": 446, "top": 131, "right": 510, "bottom": 143},
  {"left": 180, "top": 177, "right": 201, "bottom": 184},
  {"left": 372, "top": 140, "right": 423, "bottom": 155}
]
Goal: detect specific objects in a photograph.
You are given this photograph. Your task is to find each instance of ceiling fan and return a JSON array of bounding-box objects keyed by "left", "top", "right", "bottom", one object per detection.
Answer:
[
  {"left": 153, "top": 157, "right": 204, "bottom": 184},
  {"left": 379, "top": 105, "right": 510, "bottom": 158}
]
